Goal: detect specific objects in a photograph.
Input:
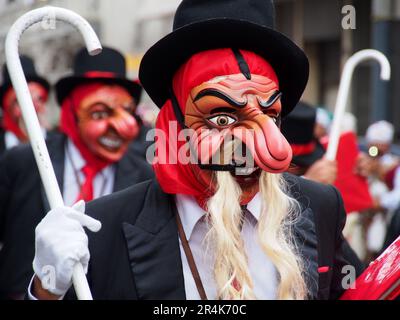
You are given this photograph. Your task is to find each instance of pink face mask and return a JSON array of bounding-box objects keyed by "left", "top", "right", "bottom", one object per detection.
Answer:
[
  {"left": 2, "top": 82, "right": 48, "bottom": 141},
  {"left": 153, "top": 48, "right": 293, "bottom": 206},
  {"left": 75, "top": 85, "right": 139, "bottom": 163},
  {"left": 185, "top": 73, "right": 292, "bottom": 173}
]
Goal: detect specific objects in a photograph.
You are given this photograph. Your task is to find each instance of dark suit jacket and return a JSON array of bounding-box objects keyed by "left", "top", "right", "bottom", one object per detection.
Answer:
[
  {"left": 0, "top": 129, "right": 6, "bottom": 156},
  {"left": 61, "top": 174, "right": 359, "bottom": 300},
  {"left": 129, "top": 125, "right": 153, "bottom": 160},
  {"left": 382, "top": 206, "right": 400, "bottom": 251},
  {"left": 0, "top": 132, "right": 154, "bottom": 298}
]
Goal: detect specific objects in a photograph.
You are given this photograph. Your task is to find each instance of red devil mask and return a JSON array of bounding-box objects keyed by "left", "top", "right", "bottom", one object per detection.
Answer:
[
  {"left": 2, "top": 82, "right": 48, "bottom": 141},
  {"left": 153, "top": 49, "right": 292, "bottom": 206},
  {"left": 60, "top": 83, "right": 139, "bottom": 171}
]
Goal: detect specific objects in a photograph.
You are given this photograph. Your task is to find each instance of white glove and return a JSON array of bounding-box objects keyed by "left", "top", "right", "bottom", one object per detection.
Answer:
[{"left": 33, "top": 200, "right": 101, "bottom": 296}]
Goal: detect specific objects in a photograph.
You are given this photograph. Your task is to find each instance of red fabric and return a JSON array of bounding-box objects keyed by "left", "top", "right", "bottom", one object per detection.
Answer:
[
  {"left": 153, "top": 48, "right": 279, "bottom": 203},
  {"left": 83, "top": 71, "right": 116, "bottom": 79},
  {"left": 291, "top": 141, "right": 316, "bottom": 156},
  {"left": 60, "top": 83, "right": 112, "bottom": 200},
  {"left": 321, "top": 132, "right": 373, "bottom": 213},
  {"left": 386, "top": 284, "right": 400, "bottom": 300},
  {"left": 76, "top": 165, "right": 97, "bottom": 201},
  {"left": 318, "top": 266, "right": 330, "bottom": 273},
  {"left": 340, "top": 236, "right": 400, "bottom": 300},
  {"left": 2, "top": 88, "right": 28, "bottom": 140},
  {"left": 232, "top": 278, "right": 241, "bottom": 293}
]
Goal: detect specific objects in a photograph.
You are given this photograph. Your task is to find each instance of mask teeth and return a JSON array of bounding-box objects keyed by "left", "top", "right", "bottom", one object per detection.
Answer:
[{"left": 232, "top": 49, "right": 251, "bottom": 80}]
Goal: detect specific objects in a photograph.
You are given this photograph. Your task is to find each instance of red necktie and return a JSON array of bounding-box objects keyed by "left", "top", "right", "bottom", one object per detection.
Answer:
[{"left": 76, "top": 165, "right": 98, "bottom": 202}]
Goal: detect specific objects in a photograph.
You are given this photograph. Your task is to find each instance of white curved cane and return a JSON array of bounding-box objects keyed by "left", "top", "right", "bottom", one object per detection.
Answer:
[
  {"left": 5, "top": 6, "right": 102, "bottom": 300},
  {"left": 326, "top": 49, "right": 391, "bottom": 161}
]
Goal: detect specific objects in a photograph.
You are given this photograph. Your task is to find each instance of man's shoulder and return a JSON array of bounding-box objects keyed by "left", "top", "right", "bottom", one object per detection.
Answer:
[
  {"left": 1, "top": 142, "right": 32, "bottom": 161},
  {"left": 86, "top": 179, "right": 161, "bottom": 225},
  {"left": 1, "top": 131, "right": 65, "bottom": 163},
  {"left": 0, "top": 143, "right": 35, "bottom": 178},
  {"left": 284, "top": 173, "right": 340, "bottom": 210},
  {"left": 119, "top": 147, "right": 154, "bottom": 176},
  {"left": 285, "top": 174, "right": 345, "bottom": 246},
  {"left": 285, "top": 173, "right": 344, "bottom": 230}
]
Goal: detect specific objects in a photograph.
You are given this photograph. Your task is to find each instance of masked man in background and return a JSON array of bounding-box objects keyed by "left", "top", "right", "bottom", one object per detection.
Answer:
[
  {"left": 0, "top": 47, "right": 153, "bottom": 300},
  {"left": 0, "top": 56, "right": 50, "bottom": 154}
]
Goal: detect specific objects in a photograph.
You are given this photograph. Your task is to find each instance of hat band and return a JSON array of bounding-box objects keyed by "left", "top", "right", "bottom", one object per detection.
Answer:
[
  {"left": 290, "top": 141, "right": 316, "bottom": 156},
  {"left": 83, "top": 71, "right": 117, "bottom": 79}
]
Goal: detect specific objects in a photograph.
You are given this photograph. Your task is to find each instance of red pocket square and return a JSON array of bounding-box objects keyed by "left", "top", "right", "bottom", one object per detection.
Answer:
[{"left": 318, "top": 266, "right": 330, "bottom": 273}]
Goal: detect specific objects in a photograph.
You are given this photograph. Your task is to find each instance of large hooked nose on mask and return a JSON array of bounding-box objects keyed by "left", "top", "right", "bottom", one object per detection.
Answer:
[{"left": 184, "top": 74, "right": 293, "bottom": 173}]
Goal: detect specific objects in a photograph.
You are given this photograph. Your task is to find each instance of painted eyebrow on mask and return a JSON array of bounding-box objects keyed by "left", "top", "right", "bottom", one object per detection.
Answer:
[
  {"left": 87, "top": 101, "right": 111, "bottom": 110},
  {"left": 87, "top": 100, "right": 134, "bottom": 111},
  {"left": 193, "top": 88, "right": 247, "bottom": 108},
  {"left": 210, "top": 106, "right": 238, "bottom": 114},
  {"left": 258, "top": 90, "right": 282, "bottom": 109}
]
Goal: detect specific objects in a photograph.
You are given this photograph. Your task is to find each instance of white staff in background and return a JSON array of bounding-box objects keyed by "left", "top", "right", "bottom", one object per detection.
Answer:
[
  {"left": 326, "top": 49, "right": 391, "bottom": 161},
  {"left": 325, "top": 50, "right": 391, "bottom": 262},
  {"left": 5, "top": 6, "right": 102, "bottom": 300}
]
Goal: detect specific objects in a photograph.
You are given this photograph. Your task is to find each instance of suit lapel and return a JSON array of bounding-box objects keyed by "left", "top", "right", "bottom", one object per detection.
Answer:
[
  {"left": 293, "top": 207, "right": 319, "bottom": 299},
  {"left": 40, "top": 133, "right": 66, "bottom": 212},
  {"left": 283, "top": 173, "right": 320, "bottom": 299},
  {"left": 285, "top": 173, "right": 326, "bottom": 300},
  {"left": 122, "top": 182, "right": 186, "bottom": 299}
]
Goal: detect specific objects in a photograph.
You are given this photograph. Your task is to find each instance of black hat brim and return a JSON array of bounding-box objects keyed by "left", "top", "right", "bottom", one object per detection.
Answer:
[
  {"left": 291, "top": 142, "right": 325, "bottom": 168},
  {"left": 139, "top": 18, "right": 309, "bottom": 117},
  {"left": 0, "top": 76, "right": 49, "bottom": 108},
  {"left": 55, "top": 76, "right": 143, "bottom": 106}
]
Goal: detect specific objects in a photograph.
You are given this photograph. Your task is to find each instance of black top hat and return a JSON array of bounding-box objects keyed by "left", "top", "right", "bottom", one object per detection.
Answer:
[
  {"left": 55, "top": 47, "right": 142, "bottom": 105},
  {"left": 281, "top": 102, "right": 325, "bottom": 167},
  {"left": 0, "top": 56, "right": 50, "bottom": 108},
  {"left": 139, "top": 0, "right": 309, "bottom": 116}
]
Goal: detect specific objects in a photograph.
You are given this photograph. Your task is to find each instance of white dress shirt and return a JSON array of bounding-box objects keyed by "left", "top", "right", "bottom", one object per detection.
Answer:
[
  {"left": 63, "top": 139, "right": 115, "bottom": 206},
  {"left": 4, "top": 131, "right": 20, "bottom": 150},
  {"left": 175, "top": 192, "right": 278, "bottom": 300}
]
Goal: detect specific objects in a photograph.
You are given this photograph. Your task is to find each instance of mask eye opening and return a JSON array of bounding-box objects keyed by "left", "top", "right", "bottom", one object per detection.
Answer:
[{"left": 206, "top": 113, "right": 238, "bottom": 128}]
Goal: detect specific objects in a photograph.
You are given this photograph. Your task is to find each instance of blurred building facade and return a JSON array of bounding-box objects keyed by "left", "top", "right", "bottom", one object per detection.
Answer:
[
  {"left": 275, "top": 0, "right": 400, "bottom": 137},
  {"left": 0, "top": 0, "right": 399, "bottom": 134}
]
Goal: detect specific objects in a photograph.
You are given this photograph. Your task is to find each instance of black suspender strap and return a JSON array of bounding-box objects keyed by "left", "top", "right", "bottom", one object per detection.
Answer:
[{"left": 174, "top": 203, "right": 208, "bottom": 300}]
